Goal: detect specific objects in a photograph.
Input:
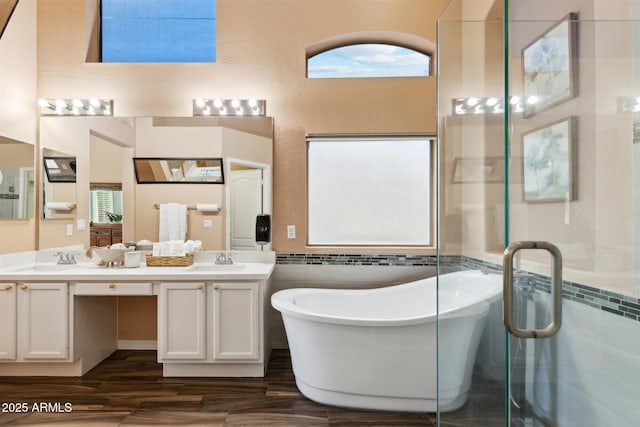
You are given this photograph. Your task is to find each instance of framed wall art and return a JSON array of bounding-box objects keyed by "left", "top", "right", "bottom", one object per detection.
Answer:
[
  {"left": 522, "top": 116, "right": 576, "bottom": 202},
  {"left": 522, "top": 12, "right": 578, "bottom": 118}
]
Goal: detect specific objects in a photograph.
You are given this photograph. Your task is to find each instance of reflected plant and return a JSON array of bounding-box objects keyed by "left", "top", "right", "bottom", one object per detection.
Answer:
[{"left": 105, "top": 212, "right": 122, "bottom": 223}]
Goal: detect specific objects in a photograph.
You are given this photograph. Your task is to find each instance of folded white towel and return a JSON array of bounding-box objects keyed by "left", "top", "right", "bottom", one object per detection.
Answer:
[
  {"left": 159, "top": 203, "right": 188, "bottom": 242},
  {"left": 178, "top": 203, "right": 188, "bottom": 241},
  {"left": 159, "top": 204, "right": 170, "bottom": 242}
]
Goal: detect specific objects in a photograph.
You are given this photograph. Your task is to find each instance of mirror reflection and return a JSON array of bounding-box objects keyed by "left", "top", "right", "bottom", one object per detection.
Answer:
[
  {"left": 0, "top": 137, "right": 35, "bottom": 219},
  {"left": 43, "top": 156, "right": 76, "bottom": 182},
  {"left": 42, "top": 148, "right": 77, "bottom": 219},
  {"left": 90, "top": 183, "right": 122, "bottom": 224},
  {"left": 133, "top": 158, "right": 225, "bottom": 184}
]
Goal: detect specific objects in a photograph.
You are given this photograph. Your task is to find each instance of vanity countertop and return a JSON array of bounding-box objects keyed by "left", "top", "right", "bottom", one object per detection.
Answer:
[{"left": 0, "top": 262, "right": 275, "bottom": 282}]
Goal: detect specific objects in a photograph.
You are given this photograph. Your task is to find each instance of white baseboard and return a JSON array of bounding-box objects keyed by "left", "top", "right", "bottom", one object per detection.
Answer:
[{"left": 117, "top": 340, "right": 157, "bottom": 350}]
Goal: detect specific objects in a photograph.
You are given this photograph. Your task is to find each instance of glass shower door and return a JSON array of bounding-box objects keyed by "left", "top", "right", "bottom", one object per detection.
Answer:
[
  {"left": 503, "top": 13, "right": 640, "bottom": 426},
  {"left": 438, "top": 2, "right": 640, "bottom": 426}
]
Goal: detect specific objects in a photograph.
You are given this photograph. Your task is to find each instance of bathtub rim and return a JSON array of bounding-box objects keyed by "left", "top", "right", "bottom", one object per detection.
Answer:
[{"left": 271, "top": 270, "right": 502, "bottom": 327}]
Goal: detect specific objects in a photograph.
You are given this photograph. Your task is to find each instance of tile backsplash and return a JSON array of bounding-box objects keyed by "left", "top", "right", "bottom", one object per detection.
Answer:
[{"left": 275, "top": 252, "right": 640, "bottom": 323}]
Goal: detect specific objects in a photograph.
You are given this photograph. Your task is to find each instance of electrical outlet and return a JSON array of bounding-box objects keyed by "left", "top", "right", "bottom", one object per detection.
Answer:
[
  {"left": 66, "top": 224, "right": 73, "bottom": 236},
  {"left": 287, "top": 225, "right": 296, "bottom": 239},
  {"left": 203, "top": 219, "right": 213, "bottom": 229}
]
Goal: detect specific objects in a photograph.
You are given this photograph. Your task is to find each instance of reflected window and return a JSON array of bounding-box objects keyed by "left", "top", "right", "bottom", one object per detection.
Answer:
[
  {"left": 100, "top": 0, "right": 217, "bottom": 62},
  {"left": 90, "top": 183, "right": 122, "bottom": 224},
  {"left": 307, "top": 43, "right": 431, "bottom": 78}
]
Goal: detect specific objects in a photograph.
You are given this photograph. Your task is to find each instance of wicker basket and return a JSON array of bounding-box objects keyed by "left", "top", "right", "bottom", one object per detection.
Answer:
[{"left": 145, "top": 253, "right": 194, "bottom": 267}]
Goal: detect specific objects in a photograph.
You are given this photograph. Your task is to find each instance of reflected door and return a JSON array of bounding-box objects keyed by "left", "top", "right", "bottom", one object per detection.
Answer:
[{"left": 230, "top": 168, "right": 262, "bottom": 250}]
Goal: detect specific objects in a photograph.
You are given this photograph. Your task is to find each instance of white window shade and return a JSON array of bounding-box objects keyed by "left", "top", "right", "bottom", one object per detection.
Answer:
[{"left": 307, "top": 136, "right": 432, "bottom": 246}]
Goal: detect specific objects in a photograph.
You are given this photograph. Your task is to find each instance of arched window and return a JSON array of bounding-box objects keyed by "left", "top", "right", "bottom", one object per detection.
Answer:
[{"left": 307, "top": 43, "right": 431, "bottom": 78}]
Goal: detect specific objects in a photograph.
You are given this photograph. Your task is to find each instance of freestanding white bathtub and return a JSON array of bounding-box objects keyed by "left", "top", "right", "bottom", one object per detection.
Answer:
[{"left": 271, "top": 269, "right": 502, "bottom": 413}]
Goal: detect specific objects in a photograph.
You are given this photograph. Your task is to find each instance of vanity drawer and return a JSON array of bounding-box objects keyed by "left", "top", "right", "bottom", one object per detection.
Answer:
[{"left": 75, "top": 282, "right": 153, "bottom": 296}]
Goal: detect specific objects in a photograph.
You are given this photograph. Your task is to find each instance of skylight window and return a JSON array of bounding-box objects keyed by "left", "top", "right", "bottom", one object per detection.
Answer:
[
  {"left": 101, "top": 0, "right": 217, "bottom": 63},
  {"left": 307, "top": 43, "right": 431, "bottom": 78}
]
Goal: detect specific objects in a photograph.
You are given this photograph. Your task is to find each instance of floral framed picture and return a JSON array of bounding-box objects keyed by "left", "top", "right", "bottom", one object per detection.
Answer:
[
  {"left": 522, "top": 116, "right": 576, "bottom": 203},
  {"left": 522, "top": 12, "right": 578, "bottom": 118}
]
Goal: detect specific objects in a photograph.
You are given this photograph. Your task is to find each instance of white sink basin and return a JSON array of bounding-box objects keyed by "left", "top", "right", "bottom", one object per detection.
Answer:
[{"left": 188, "top": 264, "right": 246, "bottom": 272}]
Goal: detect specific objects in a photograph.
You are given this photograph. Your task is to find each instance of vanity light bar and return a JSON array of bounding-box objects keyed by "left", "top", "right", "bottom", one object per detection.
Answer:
[
  {"left": 452, "top": 97, "right": 527, "bottom": 116},
  {"left": 37, "top": 98, "right": 113, "bottom": 116},
  {"left": 193, "top": 98, "right": 266, "bottom": 116}
]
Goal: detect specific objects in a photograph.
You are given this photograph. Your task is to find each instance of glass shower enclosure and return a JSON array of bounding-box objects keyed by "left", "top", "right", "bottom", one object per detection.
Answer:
[{"left": 437, "top": 1, "right": 640, "bottom": 425}]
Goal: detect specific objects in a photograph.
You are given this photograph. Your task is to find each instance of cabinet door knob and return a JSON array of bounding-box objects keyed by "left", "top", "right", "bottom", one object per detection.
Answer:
[
  {"left": 213, "top": 285, "right": 219, "bottom": 290},
  {"left": 197, "top": 285, "right": 203, "bottom": 290},
  {"left": 109, "top": 283, "right": 116, "bottom": 289},
  {"left": 19, "top": 285, "right": 28, "bottom": 290},
  {"left": 3, "top": 284, "right": 12, "bottom": 291}
]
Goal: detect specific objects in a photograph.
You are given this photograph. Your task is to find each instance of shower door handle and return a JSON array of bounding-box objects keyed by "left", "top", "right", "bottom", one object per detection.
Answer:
[{"left": 503, "top": 241, "right": 562, "bottom": 339}]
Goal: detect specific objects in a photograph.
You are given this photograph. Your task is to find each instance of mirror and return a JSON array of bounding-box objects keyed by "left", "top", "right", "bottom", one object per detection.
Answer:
[
  {"left": 42, "top": 148, "right": 77, "bottom": 219},
  {"left": 0, "top": 136, "right": 35, "bottom": 219},
  {"left": 133, "top": 157, "right": 225, "bottom": 184},
  {"left": 35, "top": 115, "right": 271, "bottom": 251}
]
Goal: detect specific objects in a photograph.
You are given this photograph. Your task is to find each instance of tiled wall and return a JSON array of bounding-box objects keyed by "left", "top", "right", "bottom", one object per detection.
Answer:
[
  {"left": 275, "top": 253, "right": 443, "bottom": 266},
  {"left": 276, "top": 252, "right": 640, "bottom": 323},
  {"left": 461, "top": 256, "right": 640, "bottom": 323}
]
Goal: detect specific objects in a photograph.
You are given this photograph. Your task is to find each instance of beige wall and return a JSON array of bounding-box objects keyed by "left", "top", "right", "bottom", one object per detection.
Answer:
[
  {"left": 90, "top": 134, "right": 125, "bottom": 182},
  {"left": 0, "top": 0, "right": 37, "bottom": 254},
  {"left": 32, "top": 0, "right": 449, "bottom": 341},
  {"left": 0, "top": 0, "right": 36, "bottom": 144},
  {"left": 36, "top": 0, "right": 449, "bottom": 255},
  {"left": 0, "top": 141, "right": 33, "bottom": 167}
]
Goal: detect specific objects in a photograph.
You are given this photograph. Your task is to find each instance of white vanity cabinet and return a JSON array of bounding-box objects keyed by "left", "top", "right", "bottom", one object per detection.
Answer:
[
  {"left": 210, "top": 281, "right": 260, "bottom": 361},
  {"left": 158, "top": 282, "right": 207, "bottom": 361},
  {"left": 159, "top": 279, "right": 268, "bottom": 377},
  {"left": 0, "top": 282, "right": 69, "bottom": 361},
  {"left": 0, "top": 256, "right": 275, "bottom": 377},
  {"left": 0, "top": 283, "right": 17, "bottom": 360}
]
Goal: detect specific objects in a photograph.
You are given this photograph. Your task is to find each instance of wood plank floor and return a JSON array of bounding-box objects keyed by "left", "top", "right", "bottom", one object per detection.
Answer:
[{"left": 0, "top": 350, "right": 503, "bottom": 426}]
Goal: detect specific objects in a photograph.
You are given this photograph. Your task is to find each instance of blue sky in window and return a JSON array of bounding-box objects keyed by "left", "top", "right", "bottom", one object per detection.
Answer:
[
  {"left": 308, "top": 44, "right": 430, "bottom": 78},
  {"left": 101, "top": 0, "right": 216, "bottom": 63}
]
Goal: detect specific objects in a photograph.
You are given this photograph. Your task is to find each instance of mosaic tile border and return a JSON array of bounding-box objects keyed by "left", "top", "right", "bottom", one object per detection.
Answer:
[
  {"left": 275, "top": 253, "right": 640, "bottom": 322},
  {"left": 275, "top": 252, "right": 446, "bottom": 266},
  {"left": 460, "top": 256, "right": 640, "bottom": 322}
]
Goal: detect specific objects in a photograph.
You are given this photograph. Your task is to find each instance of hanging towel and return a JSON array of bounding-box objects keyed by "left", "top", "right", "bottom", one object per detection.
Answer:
[{"left": 159, "top": 203, "right": 188, "bottom": 241}]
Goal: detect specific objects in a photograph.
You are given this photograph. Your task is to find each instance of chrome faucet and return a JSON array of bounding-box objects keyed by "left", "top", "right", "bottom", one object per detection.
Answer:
[
  {"left": 54, "top": 252, "right": 77, "bottom": 265},
  {"left": 215, "top": 251, "right": 233, "bottom": 265}
]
